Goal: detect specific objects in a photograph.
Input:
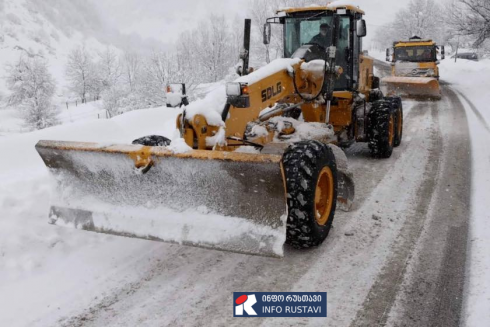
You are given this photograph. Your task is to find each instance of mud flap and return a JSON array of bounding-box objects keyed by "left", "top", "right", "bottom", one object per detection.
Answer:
[
  {"left": 36, "top": 141, "right": 287, "bottom": 257},
  {"left": 383, "top": 76, "right": 441, "bottom": 100},
  {"left": 327, "top": 144, "right": 355, "bottom": 211}
]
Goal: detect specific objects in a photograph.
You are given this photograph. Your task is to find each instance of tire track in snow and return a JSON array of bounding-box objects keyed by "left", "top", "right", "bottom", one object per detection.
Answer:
[
  {"left": 344, "top": 100, "right": 430, "bottom": 211},
  {"left": 349, "top": 98, "right": 443, "bottom": 326},
  {"left": 456, "top": 82, "right": 490, "bottom": 327},
  {"left": 353, "top": 86, "right": 471, "bottom": 327},
  {"left": 266, "top": 100, "right": 439, "bottom": 327},
  {"left": 384, "top": 86, "right": 471, "bottom": 326},
  {"left": 454, "top": 90, "right": 490, "bottom": 133}
]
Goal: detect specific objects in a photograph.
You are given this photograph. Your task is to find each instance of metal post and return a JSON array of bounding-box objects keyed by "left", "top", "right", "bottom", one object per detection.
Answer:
[
  {"left": 455, "top": 36, "right": 460, "bottom": 63},
  {"left": 242, "top": 19, "right": 251, "bottom": 76}
]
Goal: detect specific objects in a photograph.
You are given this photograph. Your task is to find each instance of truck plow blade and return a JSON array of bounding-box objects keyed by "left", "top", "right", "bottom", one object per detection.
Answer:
[
  {"left": 35, "top": 140, "right": 288, "bottom": 257},
  {"left": 383, "top": 76, "right": 441, "bottom": 100}
]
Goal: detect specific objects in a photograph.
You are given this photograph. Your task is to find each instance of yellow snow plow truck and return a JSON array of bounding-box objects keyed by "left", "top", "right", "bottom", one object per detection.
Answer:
[
  {"left": 35, "top": 5, "right": 403, "bottom": 258},
  {"left": 383, "top": 36, "right": 445, "bottom": 99}
]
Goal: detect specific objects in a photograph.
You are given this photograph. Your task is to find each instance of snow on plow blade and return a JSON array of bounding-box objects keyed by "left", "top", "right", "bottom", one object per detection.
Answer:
[
  {"left": 35, "top": 140, "right": 287, "bottom": 257},
  {"left": 383, "top": 76, "right": 441, "bottom": 100}
]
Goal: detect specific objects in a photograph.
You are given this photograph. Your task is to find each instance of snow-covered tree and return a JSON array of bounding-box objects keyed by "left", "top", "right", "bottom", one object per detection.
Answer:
[
  {"left": 394, "top": 0, "right": 444, "bottom": 39},
  {"left": 5, "top": 54, "right": 58, "bottom": 129},
  {"left": 174, "top": 31, "right": 202, "bottom": 91},
  {"left": 99, "top": 14, "right": 247, "bottom": 114},
  {"left": 448, "top": 0, "right": 490, "bottom": 47},
  {"left": 97, "top": 46, "right": 122, "bottom": 90},
  {"left": 123, "top": 51, "right": 140, "bottom": 92},
  {"left": 137, "top": 51, "right": 168, "bottom": 106},
  {"left": 195, "top": 15, "right": 235, "bottom": 82},
  {"left": 66, "top": 45, "right": 94, "bottom": 102},
  {"left": 373, "top": 0, "right": 449, "bottom": 50},
  {"left": 180, "top": 14, "right": 242, "bottom": 84},
  {"left": 101, "top": 85, "right": 126, "bottom": 116}
]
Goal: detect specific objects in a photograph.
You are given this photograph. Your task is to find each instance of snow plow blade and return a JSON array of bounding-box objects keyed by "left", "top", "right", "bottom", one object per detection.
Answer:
[
  {"left": 383, "top": 76, "right": 441, "bottom": 100},
  {"left": 35, "top": 140, "right": 288, "bottom": 257}
]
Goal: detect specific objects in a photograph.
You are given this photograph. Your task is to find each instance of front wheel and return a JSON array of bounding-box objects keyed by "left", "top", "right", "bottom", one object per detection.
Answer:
[{"left": 282, "top": 140, "right": 338, "bottom": 249}]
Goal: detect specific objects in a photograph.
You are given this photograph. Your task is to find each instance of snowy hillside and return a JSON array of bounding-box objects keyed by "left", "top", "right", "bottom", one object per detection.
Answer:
[
  {"left": 0, "top": 0, "right": 169, "bottom": 135},
  {"left": 0, "top": 0, "right": 115, "bottom": 96}
]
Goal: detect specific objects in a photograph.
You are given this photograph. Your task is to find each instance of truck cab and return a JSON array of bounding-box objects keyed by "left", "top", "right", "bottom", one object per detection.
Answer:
[{"left": 386, "top": 37, "right": 445, "bottom": 80}]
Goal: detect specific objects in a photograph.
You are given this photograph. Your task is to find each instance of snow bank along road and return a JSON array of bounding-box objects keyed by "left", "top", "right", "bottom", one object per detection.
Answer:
[{"left": 0, "top": 61, "right": 474, "bottom": 326}]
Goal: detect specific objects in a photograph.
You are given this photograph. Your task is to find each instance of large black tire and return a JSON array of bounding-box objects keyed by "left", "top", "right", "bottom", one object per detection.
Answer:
[
  {"left": 385, "top": 96, "right": 403, "bottom": 147},
  {"left": 132, "top": 135, "right": 171, "bottom": 146},
  {"left": 282, "top": 140, "right": 338, "bottom": 249},
  {"left": 368, "top": 100, "right": 395, "bottom": 158}
]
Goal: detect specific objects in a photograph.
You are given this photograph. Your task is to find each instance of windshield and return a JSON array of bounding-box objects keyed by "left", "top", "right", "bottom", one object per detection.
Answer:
[
  {"left": 394, "top": 46, "right": 436, "bottom": 62},
  {"left": 284, "top": 16, "right": 333, "bottom": 57},
  {"left": 284, "top": 15, "right": 351, "bottom": 90}
]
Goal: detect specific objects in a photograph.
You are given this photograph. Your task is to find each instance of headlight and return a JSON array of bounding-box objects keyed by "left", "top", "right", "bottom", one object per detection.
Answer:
[
  {"left": 226, "top": 83, "right": 242, "bottom": 96},
  {"left": 226, "top": 83, "right": 249, "bottom": 96}
]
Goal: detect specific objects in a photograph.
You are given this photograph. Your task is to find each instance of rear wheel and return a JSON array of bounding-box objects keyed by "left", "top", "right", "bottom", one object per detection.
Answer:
[
  {"left": 369, "top": 88, "right": 384, "bottom": 102},
  {"left": 386, "top": 96, "right": 403, "bottom": 147},
  {"left": 368, "top": 100, "right": 395, "bottom": 158},
  {"left": 282, "top": 141, "right": 338, "bottom": 248}
]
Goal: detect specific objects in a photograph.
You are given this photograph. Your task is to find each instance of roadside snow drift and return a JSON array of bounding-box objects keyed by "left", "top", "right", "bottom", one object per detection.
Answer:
[{"left": 440, "top": 58, "right": 490, "bottom": 327}]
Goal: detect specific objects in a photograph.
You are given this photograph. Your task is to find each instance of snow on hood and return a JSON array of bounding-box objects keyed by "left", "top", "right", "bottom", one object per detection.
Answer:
[
  {"left": 235, "top": 58, "right": 301, "bottom": 85},
  {"left": 184, "top": 85, "right": 227, "bottom": 126},
  {"left": 185, "top": 58, "right": 302, "bottom": 126}
]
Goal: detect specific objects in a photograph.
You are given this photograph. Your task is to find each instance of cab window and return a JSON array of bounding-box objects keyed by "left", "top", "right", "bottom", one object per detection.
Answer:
[{"left": 284, "top": 15, "right": 351, "bottom": 90}]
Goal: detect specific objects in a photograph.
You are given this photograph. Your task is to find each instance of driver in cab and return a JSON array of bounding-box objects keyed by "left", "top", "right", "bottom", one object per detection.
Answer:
[{"left": 309, "top": 23, "right": 331, "bottom": 48}]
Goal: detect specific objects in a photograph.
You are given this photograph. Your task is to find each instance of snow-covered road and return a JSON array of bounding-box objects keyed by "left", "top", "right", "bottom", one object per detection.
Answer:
[
  {"left": 57, "top": 86, "right": 471, "bottom": 327},
  {"left": 0, "top": 61, "right": 482, "bottom": 327}
]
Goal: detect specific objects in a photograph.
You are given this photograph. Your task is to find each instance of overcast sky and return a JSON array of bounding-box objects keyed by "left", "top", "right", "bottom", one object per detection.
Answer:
[{"left": 92, "top": 0, "right": 434, "bottom": 49}]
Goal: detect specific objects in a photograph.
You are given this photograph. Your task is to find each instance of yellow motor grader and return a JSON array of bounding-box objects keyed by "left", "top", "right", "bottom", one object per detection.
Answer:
[
  {"left": 383, "top": 36, "right": 445, "bottom": 99},
  {"left": 36, "top": 5, "right": 403, "bottom": 258}
]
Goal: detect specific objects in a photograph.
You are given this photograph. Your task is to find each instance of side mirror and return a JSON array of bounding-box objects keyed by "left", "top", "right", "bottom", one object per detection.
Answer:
[
  {"left": 263, "top": 23, "right": 271, "bottom": 45},
  {"left": 441, "top": 46, "right": 445, "bottom": 60},
  {"left": 386, "top": 48, "right": 390, "bottom": 62},
  {"left": 356, "top": 19, "right": 367, "bottom": 37}
]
